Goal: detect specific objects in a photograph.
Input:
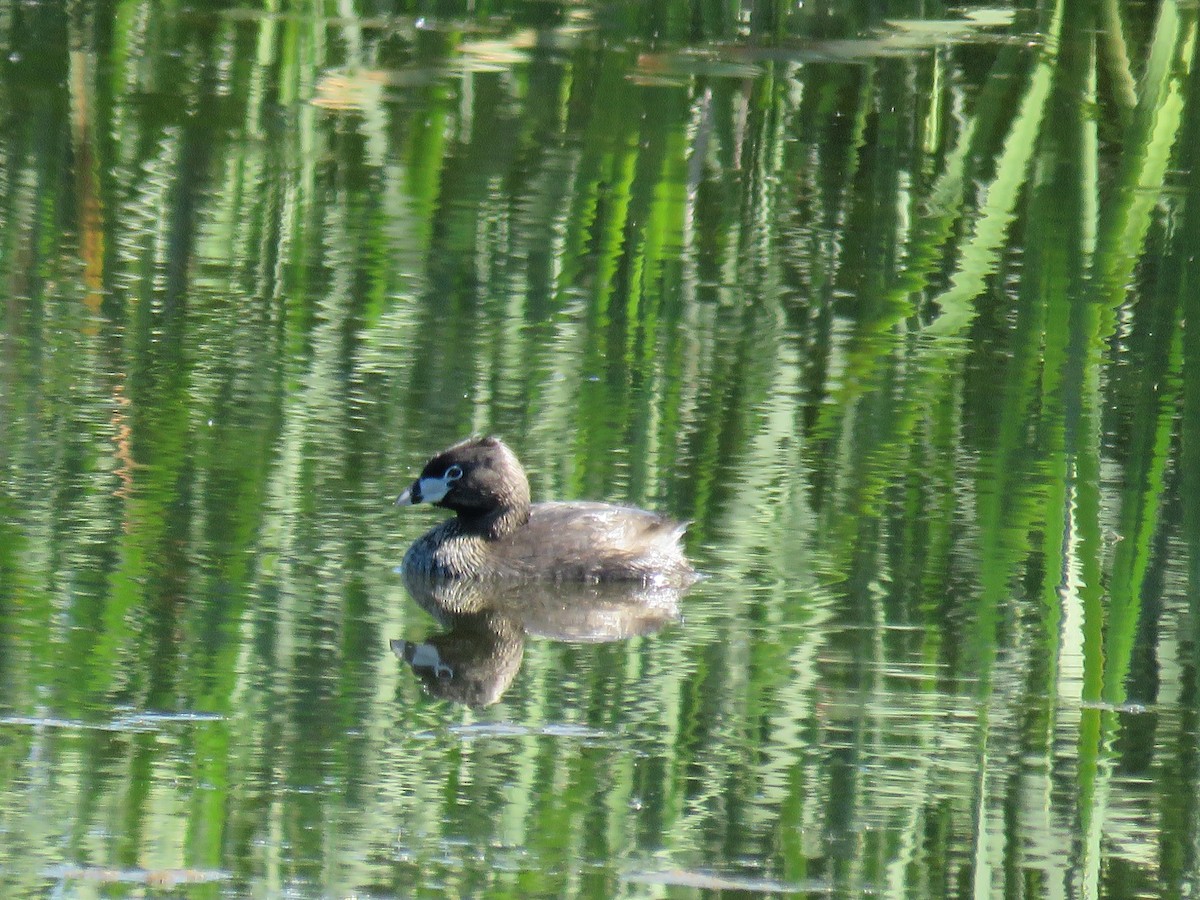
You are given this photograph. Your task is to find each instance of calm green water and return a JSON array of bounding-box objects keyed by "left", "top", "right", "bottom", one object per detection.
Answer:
[{"left": 2, "top": 0, "right": 1199, "bottom": 897}]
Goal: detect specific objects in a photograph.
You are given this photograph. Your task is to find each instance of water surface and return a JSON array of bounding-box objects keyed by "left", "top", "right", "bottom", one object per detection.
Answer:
[{"left": 2, "top": 0, "right": 1199, "bottom": 896}]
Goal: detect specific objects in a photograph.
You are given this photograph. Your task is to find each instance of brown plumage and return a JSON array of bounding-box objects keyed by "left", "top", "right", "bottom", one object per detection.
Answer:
[{"left": 396, "top": 436, "right": 696, "bottom": 584}]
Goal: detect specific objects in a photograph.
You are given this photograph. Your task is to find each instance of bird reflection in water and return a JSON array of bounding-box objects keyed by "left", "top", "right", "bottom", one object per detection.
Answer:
[{"left": 392, "top": 571, "right": 690, "bottom": 708}]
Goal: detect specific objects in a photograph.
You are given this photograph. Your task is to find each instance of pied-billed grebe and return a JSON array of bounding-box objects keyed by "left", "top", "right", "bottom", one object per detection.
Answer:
[{"left": 395, "top": 436, "right": 696, "bottom": 584}]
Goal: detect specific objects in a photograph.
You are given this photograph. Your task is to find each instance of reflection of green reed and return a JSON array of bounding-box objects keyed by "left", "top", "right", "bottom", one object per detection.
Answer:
[{"left": 1, "top": 0, "right": 1199, "bottom": 896}]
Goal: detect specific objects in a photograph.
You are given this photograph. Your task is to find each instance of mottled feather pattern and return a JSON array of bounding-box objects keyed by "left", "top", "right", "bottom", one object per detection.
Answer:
[{"left": 397, "top": 438, "right": 696, "bottom": 585}]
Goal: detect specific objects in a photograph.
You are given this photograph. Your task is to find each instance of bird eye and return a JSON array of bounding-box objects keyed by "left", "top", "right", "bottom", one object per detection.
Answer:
[{"left": 445, "top": 464, "right": 463, "bottom": 482}]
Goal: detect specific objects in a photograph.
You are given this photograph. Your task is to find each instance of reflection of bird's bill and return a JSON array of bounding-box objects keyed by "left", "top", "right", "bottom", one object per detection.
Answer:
[{"left": 390, "top": 639, "right": 453, "bottom": 680}]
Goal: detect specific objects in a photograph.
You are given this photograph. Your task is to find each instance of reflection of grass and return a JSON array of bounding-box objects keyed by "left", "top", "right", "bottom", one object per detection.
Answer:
[{"left": 1, "top": 0, "right": 1198, "bottom": 896}]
